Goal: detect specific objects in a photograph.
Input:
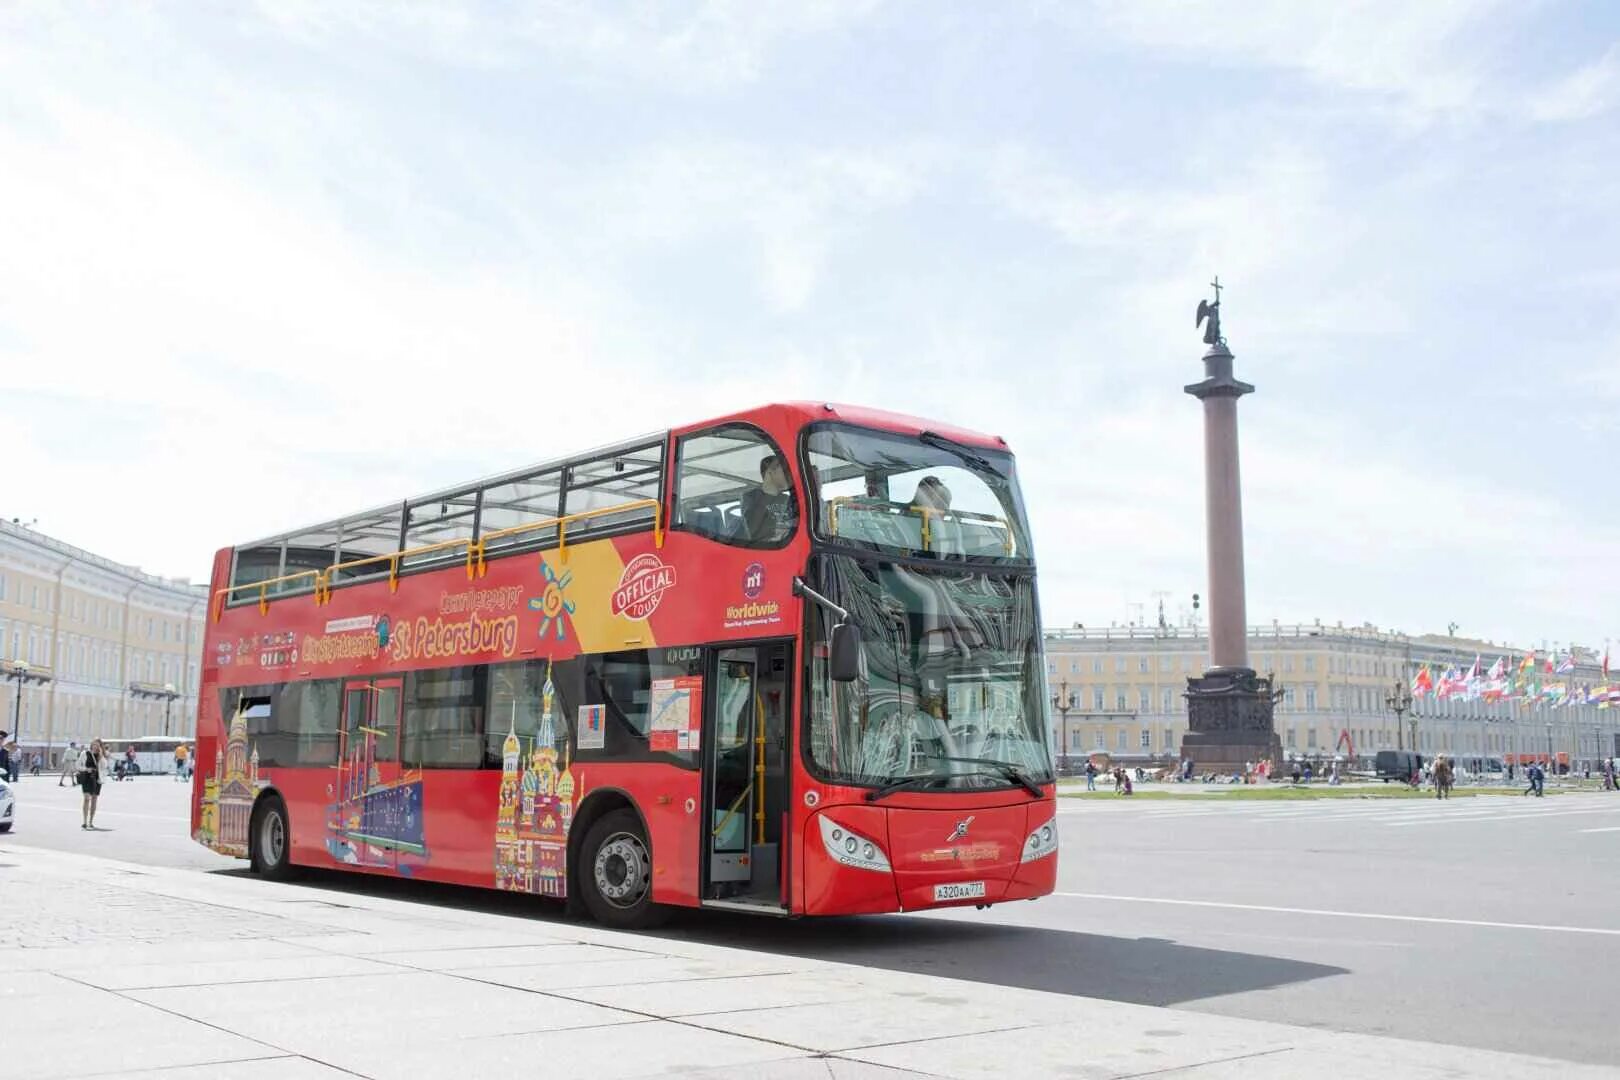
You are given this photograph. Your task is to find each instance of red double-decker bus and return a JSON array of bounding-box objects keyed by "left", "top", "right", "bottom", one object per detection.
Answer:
[{"left": 191, "top": 403, "right": 1056, "bottom": 926}]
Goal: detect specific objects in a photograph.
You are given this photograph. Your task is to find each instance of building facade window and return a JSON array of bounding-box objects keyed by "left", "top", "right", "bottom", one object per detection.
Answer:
[
  {"left": 1287, "top": 727, "right": 1296, "bottom": 747},
  {"left": 1140, "top": 728, "right": 1151, "bottom": 748},
  {"left": 1092, "top": 658, "right": 1103, "bottom": 674},
  {"left": 1305, "top": 687, "right": 1317, "bottom": 710},
  {"left": 1307, "top": 729, "right": 1318, "bottom": 748},
  {"left": 1114, "top": 657, "right": 1127, "bottom": 673},
  {"left": 1093, "top": 688, "right": 1105, "bottom": 710},
  {"left": 1305, "top": 656, "right": 1316, "bottom": 673},
  {"left": 1138, "top": 657, "right": 1149, "bottom": 673},
  {"left": 1115, "top": 692, "right": 1127, "bottom": 711},
  {"left": 1116, "top": 729, "right": 1127, "bottom": 751},
  {"left": 1138, "top": 690, "right": 1151, "bottom": 712},
  {"left": 1162, "top": 688, "right": 1175, "bottom": 711}
]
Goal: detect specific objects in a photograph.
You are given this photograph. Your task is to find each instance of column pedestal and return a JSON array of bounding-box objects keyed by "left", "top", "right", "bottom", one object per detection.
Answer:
[{"left": 1181, "top": 666, "right": 1282, "bottom": 776}]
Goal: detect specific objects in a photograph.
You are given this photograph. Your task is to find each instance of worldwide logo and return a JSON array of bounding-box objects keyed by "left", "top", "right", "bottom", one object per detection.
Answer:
[
  {"left": 742, "top": 561, "right": 765, "bottom": 599},
  {"left": 612, "top": 553, "right": 677, "bottom": 620}
]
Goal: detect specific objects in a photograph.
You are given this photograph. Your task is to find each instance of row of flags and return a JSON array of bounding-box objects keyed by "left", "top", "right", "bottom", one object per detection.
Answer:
[{"left": 1410, "top": 649, "right": 1617, "bottom": 709}]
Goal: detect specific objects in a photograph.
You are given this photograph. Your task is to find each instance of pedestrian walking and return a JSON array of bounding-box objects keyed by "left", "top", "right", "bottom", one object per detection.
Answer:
[
  {"left": 173, "top": 742, "right": 189, "bottom": 781},
  {"left": 78, "top": 740, "right": 106, "bottom": 829},
  {"left": 1523, "top": 762, "right": 1544, "bottom": 797},
  {"left": 1433, "top": 755, "right": 1454, "bottom": 800},
  {"left": 58, "top": 742, "right": 79, "bottom": 786}
]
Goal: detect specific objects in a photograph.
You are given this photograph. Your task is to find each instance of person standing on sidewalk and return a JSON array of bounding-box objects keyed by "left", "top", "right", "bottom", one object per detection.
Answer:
[
  {"left": 0, "top": 732, "right": 13, "bottom": 783},
  {"left": 78, "top": 740, "right": 106, "bottom": 829},
  {"left": 1084, "top": 759, "right": 1097, "bottom": 791}
]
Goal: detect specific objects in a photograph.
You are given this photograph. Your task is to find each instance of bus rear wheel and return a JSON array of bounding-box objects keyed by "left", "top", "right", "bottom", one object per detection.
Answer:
[
  {"left": 250, "top": 796, "right": 297, "bottom": 881},
  {"left": 579, "top": 809, "right": 666, "bottom": 930}
]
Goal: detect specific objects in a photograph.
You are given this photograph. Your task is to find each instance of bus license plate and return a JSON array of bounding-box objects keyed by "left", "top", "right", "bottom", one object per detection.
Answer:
[{"left": 934, "top": 881, "right": 986, "bottom": 902}]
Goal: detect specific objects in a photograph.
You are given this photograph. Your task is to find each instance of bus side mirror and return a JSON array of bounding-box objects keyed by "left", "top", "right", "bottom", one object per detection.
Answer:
[{"left": 830, "top": 622, "right": 862, "bottom": 683}]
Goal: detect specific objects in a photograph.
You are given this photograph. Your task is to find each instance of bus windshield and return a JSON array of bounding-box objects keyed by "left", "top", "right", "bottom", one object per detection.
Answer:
[
  {"left": 806, "top": 553, "right": 1052, "bottom": 789},
  {"left": 804, "top": 425, "right": 1032, "bottom": 562}
]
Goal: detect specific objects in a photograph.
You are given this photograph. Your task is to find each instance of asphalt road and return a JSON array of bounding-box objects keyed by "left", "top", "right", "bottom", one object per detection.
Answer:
[{"left": 6, "top": 777, "right": 1618, "bottom": 1066}]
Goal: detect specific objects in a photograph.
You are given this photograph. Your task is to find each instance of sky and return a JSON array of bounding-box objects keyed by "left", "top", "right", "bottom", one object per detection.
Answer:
[{"left": 2, "top": 2, "right": 1617, "bottom": 653}]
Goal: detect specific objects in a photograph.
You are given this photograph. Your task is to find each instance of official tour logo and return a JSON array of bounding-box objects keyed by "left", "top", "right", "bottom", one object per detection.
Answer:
[
  {"left": 742, "top": 561, "right": 765, "bottom": 599},
  {"left": 612, "top": 553, "right": 677, "bottom": 620}
]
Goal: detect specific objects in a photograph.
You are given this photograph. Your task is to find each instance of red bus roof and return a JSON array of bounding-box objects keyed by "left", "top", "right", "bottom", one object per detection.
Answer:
[{"left": 681, "top": 402, "right": 1007, "bottom": 451}]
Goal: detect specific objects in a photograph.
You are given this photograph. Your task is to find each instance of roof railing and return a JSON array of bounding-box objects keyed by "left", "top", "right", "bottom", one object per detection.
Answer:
[{"left": 213, "top": 498, "right": 662, "bottom": 621}]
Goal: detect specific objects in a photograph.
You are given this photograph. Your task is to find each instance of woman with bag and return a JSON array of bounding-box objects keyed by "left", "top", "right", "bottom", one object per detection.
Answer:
[{"left": 79, "top": 739, "right": 105, "bottom": 829}]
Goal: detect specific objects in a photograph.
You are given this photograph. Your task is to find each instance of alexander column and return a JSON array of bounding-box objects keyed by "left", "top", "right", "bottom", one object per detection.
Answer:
[{"left": 1179, "top": 281, "right": 1282, "bottom": 775}]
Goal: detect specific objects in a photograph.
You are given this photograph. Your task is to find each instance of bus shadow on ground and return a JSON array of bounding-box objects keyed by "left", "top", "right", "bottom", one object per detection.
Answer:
[{"left": 225, "top": 867, "right": 1346, "bottom": 1008}]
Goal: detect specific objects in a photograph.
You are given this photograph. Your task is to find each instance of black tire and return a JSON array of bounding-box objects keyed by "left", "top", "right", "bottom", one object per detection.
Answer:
[
  {"left": 0, "top": 823, "right": 11, "bottom": 833},
  {"left": 577, "top": 808, "right": 666, "bottom": 929},
  {"left": 250, "top": 796, "right": 298, "bottom": 881}
]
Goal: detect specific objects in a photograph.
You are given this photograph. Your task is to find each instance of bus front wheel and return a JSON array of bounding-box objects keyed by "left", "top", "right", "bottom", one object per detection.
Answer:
[
  {"left": 579, "top": 809, "right": 666, "bottom": 930},
  {"left": 250, "top": 796, "right": 297, "bottom": 881}
]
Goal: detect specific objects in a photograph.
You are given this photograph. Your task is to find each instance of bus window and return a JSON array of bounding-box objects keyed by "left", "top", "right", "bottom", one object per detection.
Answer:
[
  {"left": 564, "top": 443, "right": 664, "bottom": 536},
  {"left": 403, "top": 666, "right": 486, "bottom": 769},
  {"left": 479, "top": 469, "right": 562, "bottom": 554},
  {"left": 674, "top": 426, "right": 797, "bottom": 547}
]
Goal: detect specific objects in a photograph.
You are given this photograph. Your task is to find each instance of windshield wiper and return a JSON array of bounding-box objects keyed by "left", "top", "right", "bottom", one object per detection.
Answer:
[
  {"left": 922, "top": 755, "right": 1045, "bottom": 797},
  {"left": 864, "top": 774, "right": 946, "bottom": 802},
  {"left": 919, "top": 430, "right": 996, "bottom": 474}
]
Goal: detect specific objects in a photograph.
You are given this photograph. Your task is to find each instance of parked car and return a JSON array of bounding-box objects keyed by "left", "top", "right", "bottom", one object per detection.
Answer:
[
  {"left": 0, "top": 777, "right": 13, "bottom": 832},
  {"left": 1375, "top": 749, "right": 1424, "bottom": 783}
]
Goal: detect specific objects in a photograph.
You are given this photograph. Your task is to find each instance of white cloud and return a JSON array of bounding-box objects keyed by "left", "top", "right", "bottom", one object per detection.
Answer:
[
  {"left": 1529, "top": 43, "right": 1620, "bottom": 122},
  {"left": 1073, "top": 0, "right": 1502, "bottom": 116},
  {"left": 250, "top": 0, "right": 882, "bottom": 88}
]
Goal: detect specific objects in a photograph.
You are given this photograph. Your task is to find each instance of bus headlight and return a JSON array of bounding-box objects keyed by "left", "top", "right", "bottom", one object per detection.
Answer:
[
  {"left": 818, "top": 815, "right": 891, "bottom": 873},
  {"left": 1021, "top": 817, "right": 1058, "bottom": 863}
]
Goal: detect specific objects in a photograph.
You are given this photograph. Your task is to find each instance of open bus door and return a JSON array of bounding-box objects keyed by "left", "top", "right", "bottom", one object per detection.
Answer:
[{"left": 701, "top": 640, "right": 793, "bottom": 913}]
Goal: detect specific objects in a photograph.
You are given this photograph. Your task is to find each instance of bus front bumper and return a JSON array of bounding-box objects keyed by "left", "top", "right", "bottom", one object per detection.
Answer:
[{"left": 801, "top": 800, "right": 1058, "bottom": 915}]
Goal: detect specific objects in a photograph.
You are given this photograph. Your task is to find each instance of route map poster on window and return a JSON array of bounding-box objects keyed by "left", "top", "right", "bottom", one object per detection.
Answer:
[
  {"left": 577, "top": 704, "right": 606, "bottom": 750},
  {"left": 650, "top": 675, "right": 703, "bottom": 752}
]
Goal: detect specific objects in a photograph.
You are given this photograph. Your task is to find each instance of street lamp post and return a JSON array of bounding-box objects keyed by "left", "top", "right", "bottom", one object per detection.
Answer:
[
  {"left": 4, "top": 660, "right": 53, "bottom": 760},
  {"left": 128, "top": 681, "right": 182, "bottom": 738},
  {"left": 1386, "top": 678, "right": 1413, "bottom": 752},
  {"left": 1051, "top": 680, "right": 1073, "bottom": 776}
]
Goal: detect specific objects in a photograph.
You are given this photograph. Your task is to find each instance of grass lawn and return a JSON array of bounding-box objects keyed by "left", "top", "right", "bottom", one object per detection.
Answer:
[{"left": 1056, "top": 784, "right": 1557, "bottom": 801}]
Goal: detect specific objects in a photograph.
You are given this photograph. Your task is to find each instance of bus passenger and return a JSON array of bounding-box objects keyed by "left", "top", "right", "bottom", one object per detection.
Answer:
[
  {"left": 740, "top": 455, "right": 794, "bottom": 541},
  {"left": 910, "top": 475, "right": 951, "bottom": 512}
]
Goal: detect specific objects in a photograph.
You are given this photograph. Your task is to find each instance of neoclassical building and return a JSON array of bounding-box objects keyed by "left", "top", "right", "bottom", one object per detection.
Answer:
[
  {"left": 0, "top": 519, "right": 206, "bottom": 758},
  {"left": 1044, "top": 620, "right": 1615, "bottom": 771}
]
